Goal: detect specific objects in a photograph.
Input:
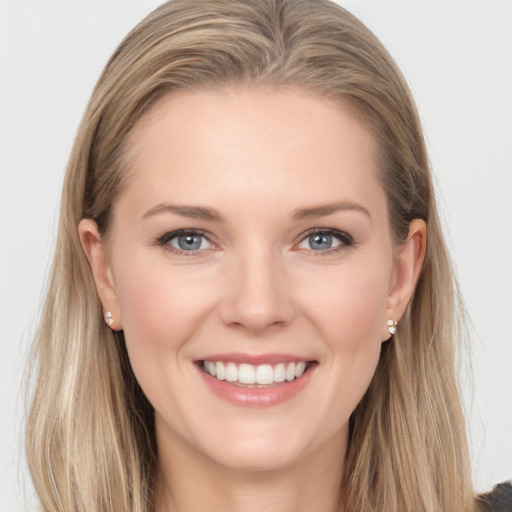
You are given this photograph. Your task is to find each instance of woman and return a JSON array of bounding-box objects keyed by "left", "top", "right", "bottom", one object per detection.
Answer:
[{"left": 25, "top": 0, "right": 511, "bottom": 511}]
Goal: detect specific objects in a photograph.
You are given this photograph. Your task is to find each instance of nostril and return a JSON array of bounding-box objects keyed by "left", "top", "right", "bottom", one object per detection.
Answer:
[
  {"left": 218, "top": 270, "right": 296, "bottom": 332},
  {"left": 226, "top": 317, "right": 290, "bottom": 335}
]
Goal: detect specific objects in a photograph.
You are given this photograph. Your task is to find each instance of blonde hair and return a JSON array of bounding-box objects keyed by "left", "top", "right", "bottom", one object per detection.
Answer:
[{"left": 27, "top": 1, "right": 477, "bottom": 511}]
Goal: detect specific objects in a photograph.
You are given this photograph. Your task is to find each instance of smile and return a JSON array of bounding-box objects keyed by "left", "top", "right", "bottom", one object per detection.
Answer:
[
  {"left": 197, "top": 356, "right": 317, "bottom": 407},
  {"left": 202, "top": 360, "right": 308, "bottom": 387}
]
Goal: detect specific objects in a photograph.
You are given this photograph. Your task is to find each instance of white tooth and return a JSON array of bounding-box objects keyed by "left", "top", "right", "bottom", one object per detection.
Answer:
[
  {"left": 255, "top": 364, "right": 274, "bottom": 385},
  {"left": 274, "top": 363, "right": 286, "bottom": 383},
  {"left": 216, "top": 362, "right": 226, "bottom": 380},
  {"left": 226, "top": 362, "right": 238, "bottom": 382},
  {"left": 295, "top": 361, "right": 306, "bottom": 378},
  {"left": 208, "top": 361, "right": 216, "bottom": 377},
  {"left": 285, "top": 362, "right": 296, "bottom": 381},
  {"left": 238, "top": 363, "right": 256, "bottom": 384},
  {"left": 203, "top": 361, "right": 209, "bottom": 372}
]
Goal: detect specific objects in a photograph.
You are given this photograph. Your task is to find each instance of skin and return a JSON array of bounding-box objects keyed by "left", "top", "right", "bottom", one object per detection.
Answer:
[{"left": 80, "top": 88, "right": 426, "bottom": 512}]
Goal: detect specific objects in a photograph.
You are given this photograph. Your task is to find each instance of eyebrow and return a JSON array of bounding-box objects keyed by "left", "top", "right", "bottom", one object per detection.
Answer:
[
  {"left": 142, "top": 203, "right": 223, "bottom": 222},
  {"left": 291, "top": 201, "right": 371, "bottom": 221},
  {"left": 142, "top": 200, "right": 371, "bottom": 223}
]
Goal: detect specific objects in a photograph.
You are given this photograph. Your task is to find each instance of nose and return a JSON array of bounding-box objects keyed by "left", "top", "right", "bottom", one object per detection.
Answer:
[{"left": 219, "top": 248, "right": 296, "bottom": 334}]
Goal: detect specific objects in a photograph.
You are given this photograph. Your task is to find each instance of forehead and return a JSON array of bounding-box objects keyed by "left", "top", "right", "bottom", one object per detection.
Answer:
[{"left": 118, "top": 87, "right": 384, "bottom": 220}]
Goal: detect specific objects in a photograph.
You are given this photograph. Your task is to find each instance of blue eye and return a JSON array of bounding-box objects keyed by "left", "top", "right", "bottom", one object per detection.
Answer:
[
  {"left": 157, "top": 230, "right": 213, "bottom": 253},
  {"left": 308, "top": 233, "right": 337, "bottom": 251},
  {"left": 173, "top": 233, "right": 205, "bottom": 251},
  {"left": 297, "top": 230, "right": 352, "bottom": 252}
]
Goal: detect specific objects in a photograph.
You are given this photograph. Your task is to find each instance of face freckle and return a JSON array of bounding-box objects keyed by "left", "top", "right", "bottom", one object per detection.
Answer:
[{"left": 105, "top": 87, "right": 398, "bottom": 473}]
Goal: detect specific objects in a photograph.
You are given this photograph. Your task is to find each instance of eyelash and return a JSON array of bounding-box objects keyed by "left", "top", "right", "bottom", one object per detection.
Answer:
[
  {"left": 155, "top": 228, "right": 355, "bottom": 256},
  {"left": 156, "top": 229, "right": 216, "bottom": 256},
  {"left": 299, "top": 228, "right": 355, "bottom": 255}
]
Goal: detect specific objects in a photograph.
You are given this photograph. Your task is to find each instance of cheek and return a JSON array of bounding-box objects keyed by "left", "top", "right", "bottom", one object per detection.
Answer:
[
  {"left": 297, "top": 261, "right": 390, "bottom": 417},
  {"left": 115, "top": 256, "right": 214, "bottom": 340},
  {"left": 111, "top": 256, "right": 223, "bottom": 429},
  {"left": 112, "top": 255, "right": 221, "bottom": 388},
  {"left": 300, "top": 261, "right": 390, "bottom": 349}
]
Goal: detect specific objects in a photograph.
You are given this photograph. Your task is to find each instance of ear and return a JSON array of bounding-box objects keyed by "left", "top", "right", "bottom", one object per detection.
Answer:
[
  {"left": 382, "top": 219, "right": 426, "bottom": 341},
  {"left": 78, "top": 218, "right": 122, "bottom": 330}
]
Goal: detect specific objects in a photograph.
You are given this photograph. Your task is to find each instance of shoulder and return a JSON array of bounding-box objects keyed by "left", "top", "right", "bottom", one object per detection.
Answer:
[{"left": 478, "top": 481, "right": 512, "bottom": 512}]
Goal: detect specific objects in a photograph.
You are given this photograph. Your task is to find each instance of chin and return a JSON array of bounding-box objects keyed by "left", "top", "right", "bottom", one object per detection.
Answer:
[
  {"left": 196, "top": 420, "right": 319, "bottom": 473},
  {"left": 209, "top": 441, "right": 303, "bottom": 473}
]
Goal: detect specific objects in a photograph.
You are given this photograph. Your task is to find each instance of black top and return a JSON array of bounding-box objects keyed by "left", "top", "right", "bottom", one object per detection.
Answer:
[{"left": 478, "top": 482, "right": 512, "bottom": 511}]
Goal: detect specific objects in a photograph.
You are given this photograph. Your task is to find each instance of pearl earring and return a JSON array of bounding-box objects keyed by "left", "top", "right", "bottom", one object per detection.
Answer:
[
  {"left": 104, "top": 311, "right": 113, "bottom": 326},
  {"left": 387, "top": 319, "right": 397, "bottom": 335}
]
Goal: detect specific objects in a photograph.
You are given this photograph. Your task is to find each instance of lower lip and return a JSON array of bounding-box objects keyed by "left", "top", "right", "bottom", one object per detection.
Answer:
[{"left": 197, "top": 364, "right": 316, "bottom": 408}]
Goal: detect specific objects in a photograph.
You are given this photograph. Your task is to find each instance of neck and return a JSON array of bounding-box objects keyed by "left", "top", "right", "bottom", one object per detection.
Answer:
[{"left": 155, "top": 428, "right": 346, "bottom": 512}]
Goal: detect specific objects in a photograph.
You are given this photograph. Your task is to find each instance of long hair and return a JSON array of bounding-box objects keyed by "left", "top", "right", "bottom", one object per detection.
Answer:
[{"left": 26, "top": 1, "right": 476, "bottom": 510}]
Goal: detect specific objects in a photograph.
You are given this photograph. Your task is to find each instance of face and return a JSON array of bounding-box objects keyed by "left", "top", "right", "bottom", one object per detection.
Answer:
[{"left": 81, "top": 88, "right": 423, "bottom": 474}]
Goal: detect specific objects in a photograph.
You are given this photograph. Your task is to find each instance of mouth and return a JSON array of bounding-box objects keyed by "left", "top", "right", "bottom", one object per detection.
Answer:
[
  {"left": 199, "top": 360, "right": 313, "bottom": 388},
  {"left": 195, "top": 353, "right": 317, "bottom": 406}
]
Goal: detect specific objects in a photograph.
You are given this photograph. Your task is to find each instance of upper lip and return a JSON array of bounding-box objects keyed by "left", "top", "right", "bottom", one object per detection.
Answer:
[{"left": 196, "top": 353, "right": 314, "bottom": 365}]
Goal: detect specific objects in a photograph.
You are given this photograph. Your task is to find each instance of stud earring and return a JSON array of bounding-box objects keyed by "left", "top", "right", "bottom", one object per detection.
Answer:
[
  {"left": 387, "top": 319, "right": 397, "bottom": 335},
  {"left": 104, "top": 311, "right": 113, "bottom": 326}
]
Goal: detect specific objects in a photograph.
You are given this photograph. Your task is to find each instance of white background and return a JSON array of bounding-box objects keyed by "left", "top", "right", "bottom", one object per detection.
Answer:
[{"left": 1, "top": 1, "right": 511, "bottom": 510}]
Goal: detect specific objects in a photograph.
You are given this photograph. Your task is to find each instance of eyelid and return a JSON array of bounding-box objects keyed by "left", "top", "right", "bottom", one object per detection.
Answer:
[
  {"left": 156, "top": 229, "right": 218, "bottom": 254},
  {"left": 155, "top": 227, "right": 355, "bottom": 255},
  {"left": 295, "top": 228, "right": 355, "bottom": 252}
]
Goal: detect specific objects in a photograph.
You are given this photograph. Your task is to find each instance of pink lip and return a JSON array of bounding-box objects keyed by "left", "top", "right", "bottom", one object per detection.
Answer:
[{"left": 196, "top": 356, "right": 317, "bottom": 408}]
